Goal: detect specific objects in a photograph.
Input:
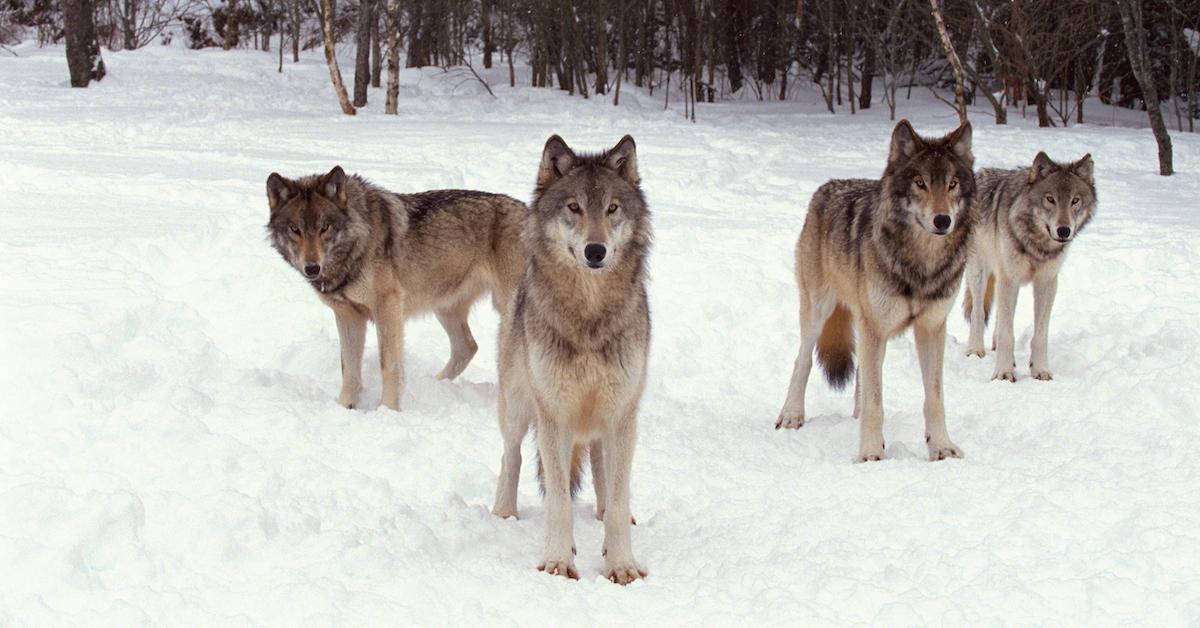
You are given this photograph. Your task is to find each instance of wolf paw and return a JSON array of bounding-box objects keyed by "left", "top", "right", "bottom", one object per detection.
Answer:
[
  {"left": 928, "top": 441, "right": 963, "bottom": 461},
  {"left": 775, "top": 412, "right": 805, "bottom": 430},
  {"left": 1031, "top": 368, "right": 1053, "bottom": 381},
  {"left": 538, "top": 558, "right": 578, "bottom": 580},
  {"left": 965, "top": 346, "right": 986, "bottom": 358},
  {"left": 605, "top": 559, "right": 646, "bottom": 585},
  {"left": 491, "top": 505, "right": 517, "bottom": 520},
  {"left": 992, "top": 367, "right": 1016, "bottom": 382},
  {"left": 855, "top": 448, "right": 885, "bottom": 463},
  {"left": 336, "top": 387, "right": 360, "bottom": 409}
]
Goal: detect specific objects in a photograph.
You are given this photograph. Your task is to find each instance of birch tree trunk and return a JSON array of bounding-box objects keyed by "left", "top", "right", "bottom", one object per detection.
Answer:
[
  {"left": 384, "top": 0, "right": 400, "bottom": 114},
  {"left": 320, "top": 0, "right": 357, "bottom": 115},
  {"left": 928, "top": 0, "right": 968, "bottom": 125}
]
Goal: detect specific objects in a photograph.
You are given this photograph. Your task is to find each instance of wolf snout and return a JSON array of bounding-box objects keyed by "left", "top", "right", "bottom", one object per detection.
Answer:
[
  {"left": 932, "top": 214, "right": 952, "bottom": 233},
  {"left": 584, "top": 243, "right": 608, "bottom": 268},
  {"left": 303, "top": 263, "right": 321, "bottom": 278},
  {"left": 1055, "top": 226, "right": 1072, "bottom": 241}
]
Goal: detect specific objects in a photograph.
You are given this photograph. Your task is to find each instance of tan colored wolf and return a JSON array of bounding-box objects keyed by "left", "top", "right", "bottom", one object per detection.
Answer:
[
  {"left": 266, "top": 166, "right": 525, "bottom": 410},
  {"left": 963, "top": 152, "right": 1096, "bottom": 381},
  {"left": 491, "top": 136, "right": 652, "bottom": 584},
  {"left": 775, "top": 120, "right": 975, "bottom": 462}
]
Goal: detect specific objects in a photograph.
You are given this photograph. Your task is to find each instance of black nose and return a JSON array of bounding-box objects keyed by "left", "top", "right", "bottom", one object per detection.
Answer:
[
  {"left": 933, "top": 214, "right": 952, "bottom": 231},
  {"left": 304, "top": 263, "right": 321, "bottom": 277},
  {"left": 1056, "top": 226, "right": 1072, "bottom": 240},
  {"left": 583, "top": 243, "right": 607, "bottom": 265}
]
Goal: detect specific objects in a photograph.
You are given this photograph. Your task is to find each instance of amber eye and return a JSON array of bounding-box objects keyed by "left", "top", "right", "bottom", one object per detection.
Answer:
[
  {"left": 607, "top": 203, "right": 619, "bottom": 215},
  {"left": 567, "top": 202, "right": 581, "bottom": 214},
  {"left": 948, "top": 178, "right": 958, "bottom": 190},
  {"left": 1070, "top": 197, "right": 1080, "bottom": 206},
  {"left": 320, "top": 223, "right": 331, "bottom": 234},
  {"left": 913, "top": 176, "right": 926, "bottom": 190},
  {"left": 289, "top": 225, "right": 301, "bottom": 235},
  {"left": 1045, "top": 194, "right": 1056, "bottom": 205}
]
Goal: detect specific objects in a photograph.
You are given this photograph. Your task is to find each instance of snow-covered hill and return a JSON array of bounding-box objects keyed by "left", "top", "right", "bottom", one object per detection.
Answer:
[{"left": 1, "top": 43, "right": 1198, "bottom": 625}]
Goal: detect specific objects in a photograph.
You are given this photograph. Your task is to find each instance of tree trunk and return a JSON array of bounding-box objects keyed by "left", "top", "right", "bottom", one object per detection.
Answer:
[
  {"left": 291, "top": 0, "right": 300, "bottom": 62},
  {"left": 482, "top": 0, "right": 494, "bottom": 68},
  {"left": 62, "top": 0, "right": 106, "bottom": 87},
  {"left": 223, "top": 0, "right": 239, "bottom": 49},
  {"left": 353, "top": 0, "right": 372, "bottom": 107},
  {"left": 928, "top": 0, "right": 968, "bottom": 124},
  {"left": 385, "top": 0, "right": 400, "bottom": 113},
  {"left": 320, "top": 0, "right": 357, "bottom": 115},
  {"left": 1117, "top": 0, "right": 1173, "bottom": 175},
  {"left": 859, "top": 29, "right": 875, "bottom": 109},
  {"left": 121, "top": 0, "right": 136, "bottom": 50},
  {"left": 371, "top": 6, "right": 382, "bottom": 87}
]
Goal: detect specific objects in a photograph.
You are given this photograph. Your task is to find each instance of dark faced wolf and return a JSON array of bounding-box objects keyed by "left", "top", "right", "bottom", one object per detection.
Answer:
[
  {"left": 266, "top": 166, "right": 525, "bottom": 410},
  {"left": 774, "top": 120, "right": 975, "bottom": 462},
  {"left": 491, "top": 135, "right": 652, "bottom": 584},
  {"left": 963, "top": 152, "right": 1096, "bottom": 381}
]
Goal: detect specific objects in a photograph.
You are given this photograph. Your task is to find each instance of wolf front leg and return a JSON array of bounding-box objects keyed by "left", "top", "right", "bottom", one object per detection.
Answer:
[
  {"left": 332, "top": 303, "right": 367, "bottom": 408},
  {"left": 1029, "top": 274, "right": 1058, "bottom": 380},
  {"left": 914, "top": 318, "right": 962, "bottom": 461},
  {"left": 854, "top": 323, "right": 887, "bottom": 462},
  {"left": 374, "top": 293, "right": 405, "bottom": 410},
  {"left": 535, "top": 414, "right": 577, "bottom": 579},
  {"left": 602, "top": 411, "right": 645, "bottom": 584},
  {"left": 991, "top": 276, "right": 1020, "bottom": 382}
]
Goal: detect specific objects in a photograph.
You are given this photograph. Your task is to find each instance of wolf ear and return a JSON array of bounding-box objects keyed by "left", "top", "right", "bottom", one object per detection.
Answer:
[
  {"left": 605, "top": 135, "right": 640, "bottom": 185},
  {"left": 318, "top": 166, "right": 348, "bottom": 205},
  {"left": 946, "top": 121, "right": 973, "bottom": 166},
  {"left": 266, "top": 172, "right": 295, "bottom": 211},
  {"left": 888, "top": 120, "right": 922, "bottom": 163},
  {"left": 1071, "top": 153, "right": 1094, "bottom": 185},
  {"left": 537, "top": 135, "right": 578, "bottom": 189},
  {"left": 1029, "top": 151, "right": 1057, "bottom": 183}
]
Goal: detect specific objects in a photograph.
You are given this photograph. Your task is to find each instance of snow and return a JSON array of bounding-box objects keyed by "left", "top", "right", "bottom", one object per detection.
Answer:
[{"left": 2, "top": 42, "right": 1199, "bottom": 625}]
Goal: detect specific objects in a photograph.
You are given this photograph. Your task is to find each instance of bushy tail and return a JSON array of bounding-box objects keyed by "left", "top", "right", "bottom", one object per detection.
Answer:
[
  {"left": 536, "top": 443, "right": 586, "bottom": 499},
  {"left": 816, "top": 304, "right": 855, "bottom": 391},
  {"left": 962, "top": 274, "right": 995, "bottom": 325}
]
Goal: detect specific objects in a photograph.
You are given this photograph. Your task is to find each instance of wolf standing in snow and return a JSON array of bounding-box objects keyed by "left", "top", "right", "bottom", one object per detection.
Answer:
[
  {"left": 774, "top": 120, "right": 974, "bottom": 463},
  {"left": 265, "top": 166, "right": 525, "bottom": 410},
  {"left": 962, "top": 152, "right": 1096, "bottom": 381},
  {"left": 491, "top": 135, "right": 651, "bottom": 584}
]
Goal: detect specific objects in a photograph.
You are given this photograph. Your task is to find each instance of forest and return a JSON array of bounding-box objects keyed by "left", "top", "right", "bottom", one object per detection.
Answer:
[{"left": 4, "top": 0, "right": 1196, "bottom": 174}]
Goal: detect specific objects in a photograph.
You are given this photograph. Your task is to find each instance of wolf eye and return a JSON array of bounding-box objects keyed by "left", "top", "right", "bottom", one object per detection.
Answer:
[
  {"left": 289, "top": 225, "right": 301, "bottom": 235},
  {"left": 1070, "top": 197, "right": 1080, "bottom": 206},
  {"left": 607, "top": 203, "right": 619, "bottom": 215},
  {"left": 948, "top": 178, "right": 958, "bottom": 190},
  {"left": 320, "top": 223, "right": 331, "bottom": 234},
  {"left": 567, "top": 202, "right": 581, "bottom": 214},
  {"left": 913, "top": 176, "right": 926, "bottom": 190},
  {"left": 1045, "top": 194, "right": 1056, "bottom": 205}
]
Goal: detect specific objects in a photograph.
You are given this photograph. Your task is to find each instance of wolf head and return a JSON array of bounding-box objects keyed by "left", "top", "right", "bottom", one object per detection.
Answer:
[
  {"left": 883, "top": 120, "right": 975, "bottom": 236},
  {"left": 266, "top": 166, "right": 366, "bottom": 292},
  {"left": 1023, "top": 152, "right": 1096, "bottom": 244},
  {"left": 529, "top": 135, "right": 650, "bottom": 273}
]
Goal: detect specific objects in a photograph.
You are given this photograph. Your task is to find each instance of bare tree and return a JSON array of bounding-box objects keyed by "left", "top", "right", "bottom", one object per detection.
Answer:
[
  {"left": 320, "top": 0, "right": 356, "bottom": 114},
  {"left": 928, "top": 0, "right": 967, "bottom": 124},
  {"left": 1117, "top": 0, "right": 1173, "bottom": 175},
  {"left": 353, "top": 0, "right": 372, "bottom": 107},
  {"left": 62, "top": 0, "right": 106, "bottom": 86}
]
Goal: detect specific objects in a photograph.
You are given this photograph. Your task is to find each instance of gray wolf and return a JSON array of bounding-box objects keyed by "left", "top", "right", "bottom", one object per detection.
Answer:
[
  {"left": 490, "top": 135, "right": 652, "bottom": 584},
  {"left": 962, "top": 152, "right": 1096, "bottom": 381},
  {"left": 265, "top": 166, "right": 525, "bottom": 410},
  {"left": 774, "top": 120, "right": 975, "bottom": 463}
]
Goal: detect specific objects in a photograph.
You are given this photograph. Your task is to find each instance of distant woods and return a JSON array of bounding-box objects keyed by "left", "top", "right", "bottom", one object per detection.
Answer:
[{"left": 7, "top": 0, "right": 1195, "bottom": 172}]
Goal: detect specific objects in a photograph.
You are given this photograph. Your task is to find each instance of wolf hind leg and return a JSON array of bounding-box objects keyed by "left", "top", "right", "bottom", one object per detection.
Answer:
[
  {"left": 492, "top": 388, "right": 531, "bottom": 519},
  {"left": 434, "top": 298, "right": 479, "bottom": 381},
  {"left": 775, "top": 290, "right": 837, "bottom": 430},
  {"left": 965, "top": 263, "right": 992, "bottom": 358}
]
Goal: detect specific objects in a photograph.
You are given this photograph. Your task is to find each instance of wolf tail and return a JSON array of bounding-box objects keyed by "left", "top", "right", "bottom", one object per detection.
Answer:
[
  {"left": 536, "top": 443, "right": 586, "bottom": 499},
  {"left": 815, "top": 304, "right": 855, "bottom": 391},
  {"left": 962, "top": 274, "right": 995, "bottom": 325}
]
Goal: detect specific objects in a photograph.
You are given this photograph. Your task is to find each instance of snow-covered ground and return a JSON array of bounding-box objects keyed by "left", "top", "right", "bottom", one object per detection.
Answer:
[{"left": 2, "top": 42, "right": 1199, "bottom": 625}]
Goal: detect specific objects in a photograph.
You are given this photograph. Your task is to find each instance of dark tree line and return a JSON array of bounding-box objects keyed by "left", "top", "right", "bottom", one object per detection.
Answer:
[{"left": 5, "top": 0, "right": 1194, "bottom": 172}]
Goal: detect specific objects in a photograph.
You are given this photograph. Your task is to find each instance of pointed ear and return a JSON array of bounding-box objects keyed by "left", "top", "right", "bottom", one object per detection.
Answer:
[
  {"left": 266, "top": 172, "right": 295, "bottom": 211},
  {"left": 318, "top": 166, "right": 348, "bottom": 205},
  {"left": 1071, "top": 153, "right": 1094, "bottom": 185},
  {"left": 1029, "top": 151, "right": 1057, "bottom": 183},
  {"left": 946, "top": 121, "right": 973, "bottom": 166},
  {"left": 537, "top": 135, "right": 578, "bottom": 189},
  {"left": 605, "top": 135, "right": 640, "bottom": 185},
  {"left": 888, "top": 120, "right": 922, "bottom": 164}
]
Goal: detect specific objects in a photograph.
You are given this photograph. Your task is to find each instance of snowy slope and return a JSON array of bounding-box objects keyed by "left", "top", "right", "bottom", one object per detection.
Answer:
[{"left": 1, "top": 43, "right": 1198, "bottom": 625}]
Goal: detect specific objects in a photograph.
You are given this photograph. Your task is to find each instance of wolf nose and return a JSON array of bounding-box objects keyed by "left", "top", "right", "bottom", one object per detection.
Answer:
[
  {"left": 932, "top": 214, "right": 952, "bottom": 231},
  {"left": 1056, "top": 226, "right": 1072, "bottom": 240},
  {"left": 584, "top": 243, "right": 607, "bottom": 266},
  {"left": 304, "top": 263, "right": 321, "bottom": 278}
]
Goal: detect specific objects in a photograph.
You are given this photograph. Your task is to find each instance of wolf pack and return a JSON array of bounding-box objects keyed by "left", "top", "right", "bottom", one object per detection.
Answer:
[{"left": 265, "top": 120, "right": 1097, "bottom": 584}]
